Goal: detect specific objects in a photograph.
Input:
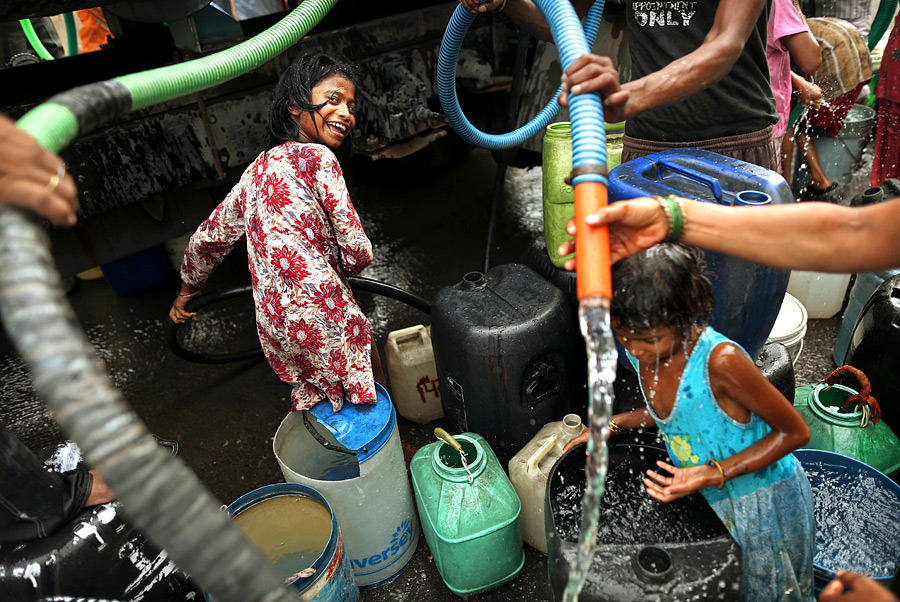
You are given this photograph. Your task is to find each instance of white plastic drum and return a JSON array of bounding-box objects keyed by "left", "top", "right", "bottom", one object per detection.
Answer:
[
  {"left": 768, "top": 292, "right": 808, "bottom": 365},
  {"left": 273, "top": 384, "right": 418, "bottom": 588}
]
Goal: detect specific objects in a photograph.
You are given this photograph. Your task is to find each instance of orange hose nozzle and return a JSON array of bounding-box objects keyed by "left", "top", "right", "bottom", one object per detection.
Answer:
[{"left": 574, "top": 181, "right": 612, "bottom": 300}]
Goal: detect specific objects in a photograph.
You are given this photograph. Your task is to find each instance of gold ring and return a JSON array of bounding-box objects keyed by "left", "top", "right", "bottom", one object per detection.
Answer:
[{"left": 47, "top": 164, "right": 65, "bottom": 194}]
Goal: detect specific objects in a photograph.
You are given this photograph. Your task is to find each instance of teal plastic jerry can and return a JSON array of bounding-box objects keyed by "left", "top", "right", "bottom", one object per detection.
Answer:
[{"left": 409, "top": 432, "right": 524, "bottom": 597}]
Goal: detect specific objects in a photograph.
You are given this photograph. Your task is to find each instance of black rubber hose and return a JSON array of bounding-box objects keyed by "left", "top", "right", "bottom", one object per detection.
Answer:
[
  {"left": 167, "top": 277, "right": 432, "bottom": 364},
  {"left": 166, "top": 284, "right": 261, "bottom": 364}
]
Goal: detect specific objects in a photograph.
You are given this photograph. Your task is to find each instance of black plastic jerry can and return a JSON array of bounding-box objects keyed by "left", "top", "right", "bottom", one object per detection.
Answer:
[{"left": 430, "top": 264, "right": 579, "bottom": 466}]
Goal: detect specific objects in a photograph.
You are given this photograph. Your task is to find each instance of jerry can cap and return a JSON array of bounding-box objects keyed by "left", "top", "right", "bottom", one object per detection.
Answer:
[{"left": 309, "top": 382, "right": 395, "bottom": 463}]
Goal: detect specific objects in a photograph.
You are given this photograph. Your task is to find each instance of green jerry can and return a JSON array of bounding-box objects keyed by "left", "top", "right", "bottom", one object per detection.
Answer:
[
  {"left": 542, "top": 121, "right": 624, "bottom": 268},
  {"left": 409, "top": 431, "right": 524, "bottom": 598},
  {"left": 793, "top": 366, "right": 900, "bottom": 479}
]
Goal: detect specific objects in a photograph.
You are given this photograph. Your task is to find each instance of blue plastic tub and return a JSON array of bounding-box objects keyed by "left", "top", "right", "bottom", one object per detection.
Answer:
[
  {"left": 610, "top": 149, "right": 795, "bottom": 358},
  {"left": 793, "top": 449, "right": 900, "bottom": 593}
]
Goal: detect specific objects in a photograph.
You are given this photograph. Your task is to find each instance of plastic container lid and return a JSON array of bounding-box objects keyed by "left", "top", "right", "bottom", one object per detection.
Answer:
[
  {"left": 769, "top": 293, "right": 808, "bottom": 340},
  {"left": 308, "top": 382, "right": 395, "bottom": 463}
]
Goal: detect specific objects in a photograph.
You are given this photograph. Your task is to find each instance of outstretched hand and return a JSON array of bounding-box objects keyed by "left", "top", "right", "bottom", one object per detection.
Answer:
[
  {"left": 644, "top": 460, "right": 719, "bottom": 503},
  {"left": 558, "top": 197, "right": 672, "bottom": 271},
  {"left": 559, "top": 54, "right": 630, "bottom": 123},
  {"left": 818, "top": 571, "right": 899, "bottom": 602}
]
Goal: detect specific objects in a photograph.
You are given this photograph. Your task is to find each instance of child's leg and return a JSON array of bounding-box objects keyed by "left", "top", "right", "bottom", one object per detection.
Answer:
[{"left": 371, "top": 341, "right": 386, "bottom": 388}]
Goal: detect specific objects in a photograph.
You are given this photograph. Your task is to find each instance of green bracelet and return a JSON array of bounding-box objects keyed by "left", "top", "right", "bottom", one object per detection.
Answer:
[{"left": 657, "top": 195, "right": 683, "bottom": 242}]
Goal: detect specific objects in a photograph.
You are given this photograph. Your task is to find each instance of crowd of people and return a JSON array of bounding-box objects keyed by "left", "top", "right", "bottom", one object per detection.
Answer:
[{"left": 1, "top": 0, "right": 899, "bottom": 600}]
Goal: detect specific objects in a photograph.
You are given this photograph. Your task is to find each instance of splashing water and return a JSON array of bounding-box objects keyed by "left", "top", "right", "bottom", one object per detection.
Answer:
[{"left": 563, "top": 295, "right": 618, "bottom": 602}]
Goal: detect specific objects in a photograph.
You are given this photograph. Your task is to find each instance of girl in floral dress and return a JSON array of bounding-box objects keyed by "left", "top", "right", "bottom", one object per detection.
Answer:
[{"left": 169, "top": 54, "right": 382, "bottom": 413}]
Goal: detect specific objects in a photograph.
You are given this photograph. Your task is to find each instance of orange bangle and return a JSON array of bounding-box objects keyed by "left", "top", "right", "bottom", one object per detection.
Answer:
[{"left": 706, "top": 458, "right": 726, "bottom": 489}]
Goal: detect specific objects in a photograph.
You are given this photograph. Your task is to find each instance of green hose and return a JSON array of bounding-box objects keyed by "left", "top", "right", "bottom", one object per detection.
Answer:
[
  {"left": 64, "top": 12, "right": 78, "bottom": 56},
  {"left": 19, "top": 18, "right": 55, "bottom": 60},
  {"left": 18, "top": 0, "right": 338, "bottom": 152},
  {"left": 869, "top": 0, "right": 898, "bottom": 50}
]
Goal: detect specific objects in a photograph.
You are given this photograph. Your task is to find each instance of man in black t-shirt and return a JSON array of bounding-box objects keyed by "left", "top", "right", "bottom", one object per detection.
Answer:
[{"left": 459, "top": 0, "right": 779, "bottom": 171}]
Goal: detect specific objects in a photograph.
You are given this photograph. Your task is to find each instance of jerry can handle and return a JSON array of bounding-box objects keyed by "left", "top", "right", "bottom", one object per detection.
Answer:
[
  {"left": 387, "top": 324, "right": 428, "bottom": 347},
  {"left": 527, "top": 434, "right": 560, "bottom": 472},
  {"left": 655, "top": 158, "right": 724, "bottom": 201}
]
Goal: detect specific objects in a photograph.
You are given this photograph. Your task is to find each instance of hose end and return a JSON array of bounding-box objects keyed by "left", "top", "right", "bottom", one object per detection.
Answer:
[{"left": 574, "top": 181, "right": 612, "bottom": 300}]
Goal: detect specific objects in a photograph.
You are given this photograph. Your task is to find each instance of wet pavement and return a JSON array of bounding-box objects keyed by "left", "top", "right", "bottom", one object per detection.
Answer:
[{"left": 0, "top": 141, "right": 872, "bottom": 601}]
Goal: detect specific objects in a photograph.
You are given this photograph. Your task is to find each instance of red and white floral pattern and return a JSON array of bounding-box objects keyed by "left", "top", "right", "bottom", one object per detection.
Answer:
[{"left": 181, "top": 142, "right": 375, "bottom": 412}]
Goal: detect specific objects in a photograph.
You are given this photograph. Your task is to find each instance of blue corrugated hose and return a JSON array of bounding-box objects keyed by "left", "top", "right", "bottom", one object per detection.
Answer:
[{"left": 437, "top": 0, "right": 607, "bottom": 185}]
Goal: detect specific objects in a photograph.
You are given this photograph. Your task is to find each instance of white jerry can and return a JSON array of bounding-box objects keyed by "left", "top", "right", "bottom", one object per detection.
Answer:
[
  {"left": 385, "top": 324, "right": 444, "bottom": 423},
  {"left": 508, "top": 414, "right": 585, "bottom": 554}
]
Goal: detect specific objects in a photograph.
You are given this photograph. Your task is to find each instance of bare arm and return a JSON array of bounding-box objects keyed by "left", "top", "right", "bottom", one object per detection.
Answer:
[
  {"left": 457, "top": 0, "right": 593, "bottom": 41},
  {"left": 784, "top": 29, "right": 821, "bottom": 75},
  {"left": 607, "top": 0, "right": 766, "bottom": 119},
  {"left": 561, "top": 196, "right": 900, "bottom": 273},
  {"left": 680, "top": 198, "right": 900, "bottom": 272},
  {"left": 561, "top": 406, "right": 653, "bottom": 453}
]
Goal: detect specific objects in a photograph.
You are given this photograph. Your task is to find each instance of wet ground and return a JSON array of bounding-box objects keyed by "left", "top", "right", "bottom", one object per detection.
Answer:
[{"left": 0, "top": 138, "right": 872, "bottom": 601}]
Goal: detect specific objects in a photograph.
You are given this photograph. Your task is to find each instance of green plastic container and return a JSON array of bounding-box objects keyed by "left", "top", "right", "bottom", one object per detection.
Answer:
[
  {"left": 793, "top": 383, "right": 900, "bottom": 479},
  {"left": 409, "top": 433, "right": 524, "bottom": 598},
  {"left": 542, "top": 121, "right": 624, "bottom": 268}
]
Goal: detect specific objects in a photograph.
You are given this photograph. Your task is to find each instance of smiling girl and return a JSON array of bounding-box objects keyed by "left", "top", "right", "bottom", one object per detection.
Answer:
[
  {"left": 564, "top": 243, "right": 815, "bottom": 602},
  {"left": 170, "top": 54, "right": 385, "bottom": 413}
]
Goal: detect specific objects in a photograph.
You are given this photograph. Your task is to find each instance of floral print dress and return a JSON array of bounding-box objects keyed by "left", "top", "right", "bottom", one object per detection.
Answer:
[{"left": 181, "top": 142, "right": 376, "bottom": 412}]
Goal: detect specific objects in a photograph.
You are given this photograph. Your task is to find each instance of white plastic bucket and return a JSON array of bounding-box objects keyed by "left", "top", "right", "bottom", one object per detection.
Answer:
[
  {"left": 272, "top": 386, "right": 418, "bottom": 588},
  {"left": 787, "top": 270, "right": 852, "bottom": 319},
  {"left": 768, "top": 293, "right": 808, "bottom": 365}
]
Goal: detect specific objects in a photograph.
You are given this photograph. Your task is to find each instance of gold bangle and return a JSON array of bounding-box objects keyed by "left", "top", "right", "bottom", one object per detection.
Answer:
[
  {"left": 497, "top": 0, "right": 508, "bottom": 11},
  {"left": 178, "top": 290, "right": 201, "bottom": 299},
  {"left": 706, "top": 458, "right": 726, "bottom": 489},
  {"left": 608, "top": 419, "right": 622, "bottom": 434}
]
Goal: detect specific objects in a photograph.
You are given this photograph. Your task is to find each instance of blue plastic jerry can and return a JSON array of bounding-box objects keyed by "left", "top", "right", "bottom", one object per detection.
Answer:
[{"left": 609, "top": 149, "right": 795, "bottom": 358}]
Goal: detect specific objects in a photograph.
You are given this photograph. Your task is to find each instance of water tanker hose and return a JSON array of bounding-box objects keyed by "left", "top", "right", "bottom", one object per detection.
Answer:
[
  {"left": 437, "top": 0, "right": 611, "bottom": 298},
  {"left": 1, "top": 3, "right": 340, "bottom": 602}
]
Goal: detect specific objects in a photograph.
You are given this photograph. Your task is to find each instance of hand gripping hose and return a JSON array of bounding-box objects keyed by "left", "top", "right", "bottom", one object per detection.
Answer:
[
  {"left": 438, "top": 0, "right": 611, "bottom": 298},
  {"left": 1, "top": 3, "right": 339, "bottom": 602}
]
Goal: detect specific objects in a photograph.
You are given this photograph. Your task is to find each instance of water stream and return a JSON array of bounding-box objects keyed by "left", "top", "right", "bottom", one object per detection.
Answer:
[{"left": 562, "top": 295, "right": 618, "bottom": 601}]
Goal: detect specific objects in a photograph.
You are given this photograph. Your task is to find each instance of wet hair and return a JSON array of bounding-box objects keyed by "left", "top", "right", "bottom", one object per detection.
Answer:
[
  {"left": 265, "top": 53, "right": 362, "bottom": 150},
  {"left": 610, "top": 243, "right": 714, "bottom": 339}
]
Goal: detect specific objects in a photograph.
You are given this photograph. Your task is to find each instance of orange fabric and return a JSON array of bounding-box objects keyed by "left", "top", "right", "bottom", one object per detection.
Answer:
[{"left": 76, "top": 9, "right": 111, "bottom": 53}]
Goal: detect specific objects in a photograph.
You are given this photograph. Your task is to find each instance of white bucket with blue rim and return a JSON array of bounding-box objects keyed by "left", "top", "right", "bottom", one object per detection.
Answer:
[{"left": 273, "top": 383, "right": 418, "bottom": 588}]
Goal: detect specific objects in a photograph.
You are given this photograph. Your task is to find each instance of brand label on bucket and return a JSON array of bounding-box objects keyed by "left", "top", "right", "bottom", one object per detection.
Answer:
[{"left": 350, "top": 519, "right": 416, "bottom": 576}]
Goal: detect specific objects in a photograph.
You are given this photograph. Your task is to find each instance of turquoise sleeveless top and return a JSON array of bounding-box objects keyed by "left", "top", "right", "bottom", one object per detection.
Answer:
[{"left": 628, "top": 327, "right": 800, "bottom": 505}]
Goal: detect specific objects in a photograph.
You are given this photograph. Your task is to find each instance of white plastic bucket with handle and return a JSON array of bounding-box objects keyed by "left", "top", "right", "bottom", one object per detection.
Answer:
[{"left": 768, "top": 293, "right": 808, "bottom": 365}]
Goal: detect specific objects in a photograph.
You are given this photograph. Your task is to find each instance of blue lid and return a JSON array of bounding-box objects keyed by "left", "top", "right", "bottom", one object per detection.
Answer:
[{"left": 308, "top": 382, "right": 395, "bottom": 463}]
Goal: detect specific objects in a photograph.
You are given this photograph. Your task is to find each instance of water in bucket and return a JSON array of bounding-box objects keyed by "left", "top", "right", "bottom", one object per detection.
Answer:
[
  {"left": 794, "top": 450, "right": 900, "bottom": 592},
  {"left": 232, "top": 495, "right": 332, "bottom": 581}
]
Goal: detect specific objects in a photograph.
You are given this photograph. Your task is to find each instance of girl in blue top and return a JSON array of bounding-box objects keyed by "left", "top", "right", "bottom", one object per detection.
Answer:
[{"left": 566, "top": 243, "right": 815, "bottom": 602}]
